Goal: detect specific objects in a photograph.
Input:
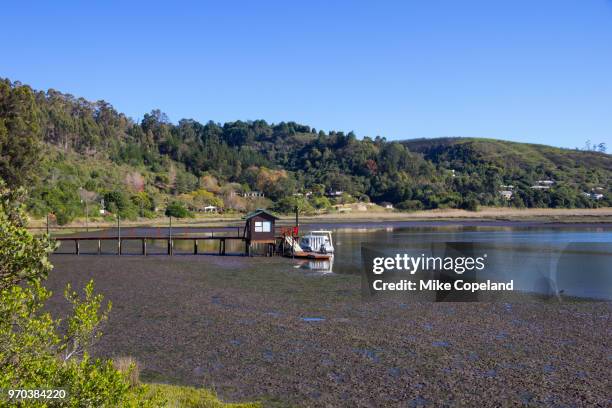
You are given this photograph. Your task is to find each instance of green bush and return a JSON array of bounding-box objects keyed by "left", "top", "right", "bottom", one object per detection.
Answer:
[
  {"left": 28, "top": 181, "right": 82, "bottom": 225},
  {"left": 460, "top": 198, "right": 480, "bottom": 212},
  {"left": 104, "top": 190, "right": 139, "bottom": 220},
  {"left": 311, "top": 196, "right": 331, "bottom": 210},
  {"left": 396, "top": 200, "right": 424, "bottom": 211},
  {"left": 165, "top": 201, "right": 193, "bottom": 218}
]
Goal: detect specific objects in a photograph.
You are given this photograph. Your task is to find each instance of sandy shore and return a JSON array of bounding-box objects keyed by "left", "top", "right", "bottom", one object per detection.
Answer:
[
  {"left": 45, "top": 255, "right": 611, "bottom": 407},
  {"left": 29, "top": 207, "right": 612, "bottom": 231}
]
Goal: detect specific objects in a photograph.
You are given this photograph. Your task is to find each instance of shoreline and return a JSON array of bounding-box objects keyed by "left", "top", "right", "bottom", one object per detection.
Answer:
[{"left": 28, "top": 207, "right": 612, "bottom": 231}]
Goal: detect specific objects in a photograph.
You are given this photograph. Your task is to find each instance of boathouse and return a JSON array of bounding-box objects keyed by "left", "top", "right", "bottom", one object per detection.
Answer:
[
  {"left": 243, "top": 209, "right": 278, "bottom": 256},
  {"left": 244, "top": 209, "right": 278, "bottom": 243}
]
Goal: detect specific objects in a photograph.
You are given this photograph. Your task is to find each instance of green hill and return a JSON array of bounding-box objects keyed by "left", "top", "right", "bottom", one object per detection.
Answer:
[
  {"left": 402, "top": 137, "right": 611, "bottom": 173},
  {"left": 1, "top": 78, "right": 610, "bottom": 224}
]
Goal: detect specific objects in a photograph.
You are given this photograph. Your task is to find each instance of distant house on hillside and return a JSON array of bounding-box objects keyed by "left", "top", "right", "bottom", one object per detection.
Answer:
[
  {"left": 379, "top": 202, "right": 394, "bottom": 209},
  {"left": 203, "top": 205, "right": 218, "bottom": 213},
  {"left": 536, "top": 180, "right": 555, "bottom": 185},
  {"left": 293, "top": 191, "right": 313, "bottom": 198},
  {"left": 326, "top": 190, "right": 344, "bottom": 197},
  {"left": 498, "top": 190, "right": 513, "bottom": 200},
  {"left": 243, "top": 191, "right": 265, "bottom": 198},
  {"left": 583, "top": 192, "right": 604, "bottom": 200},
  {"left": 531, "top": 180, "right": 555, "bottom": 190}
]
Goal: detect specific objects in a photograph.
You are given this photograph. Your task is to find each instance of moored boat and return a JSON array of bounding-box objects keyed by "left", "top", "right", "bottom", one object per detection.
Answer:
[{"left": 299, "top": 231, "right": 334, "bottom": 253}]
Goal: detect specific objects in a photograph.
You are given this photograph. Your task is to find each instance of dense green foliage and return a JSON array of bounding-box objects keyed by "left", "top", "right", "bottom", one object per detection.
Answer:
[
  {"left": 1, "top": 78, "right": 610, "bottom": 224},
  {"left": 0, "top": 80, "right": 42, "bottom": 188}
]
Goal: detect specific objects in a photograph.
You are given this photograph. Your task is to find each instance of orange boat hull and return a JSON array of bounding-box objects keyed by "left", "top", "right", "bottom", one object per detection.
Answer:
[{"left": 288, "top": 251, "right": 333, "bottom": 260}]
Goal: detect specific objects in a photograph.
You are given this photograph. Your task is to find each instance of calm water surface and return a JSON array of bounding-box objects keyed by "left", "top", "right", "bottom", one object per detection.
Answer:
[{"left": 307, "top": 225, "right": 612, "bottom": 300}]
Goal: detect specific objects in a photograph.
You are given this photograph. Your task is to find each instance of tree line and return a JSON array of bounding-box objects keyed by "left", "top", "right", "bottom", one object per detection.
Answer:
[{"left": 1, "top": 78, "right": 610, "bottom": 223}]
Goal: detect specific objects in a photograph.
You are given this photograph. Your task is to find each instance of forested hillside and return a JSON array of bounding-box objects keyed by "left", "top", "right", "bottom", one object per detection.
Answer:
[{"left": 1, "top": 78, "right": 610, "bottom": 224}]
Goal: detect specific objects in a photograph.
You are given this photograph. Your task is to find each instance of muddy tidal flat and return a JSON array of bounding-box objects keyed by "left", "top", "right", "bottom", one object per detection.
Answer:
[{"left": 45, "top": 255, "right": 610, "bottom": 407}]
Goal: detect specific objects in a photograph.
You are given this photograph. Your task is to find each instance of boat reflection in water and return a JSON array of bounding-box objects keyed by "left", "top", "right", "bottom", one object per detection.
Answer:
[{"left": 295, "top": 256, "right": 335, "bottom": 274}]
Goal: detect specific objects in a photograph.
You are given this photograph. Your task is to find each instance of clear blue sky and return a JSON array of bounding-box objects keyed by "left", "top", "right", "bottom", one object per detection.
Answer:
[{"left": 2, "top": 0, "right": 611, "bottom": 149}]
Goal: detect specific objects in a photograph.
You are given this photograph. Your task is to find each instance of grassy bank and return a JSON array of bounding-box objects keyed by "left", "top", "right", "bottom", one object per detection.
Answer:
[{"left": 146, "top": 383, "right": 260, "bottom": 408}]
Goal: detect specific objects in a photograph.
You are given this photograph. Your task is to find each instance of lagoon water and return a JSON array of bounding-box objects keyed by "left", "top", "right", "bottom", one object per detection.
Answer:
[
  {"left": 56, "top": 222, "right": 612, "bottom": 300},
  {"left": 298, "top": 223, "right": 612, "bottom": 300}
]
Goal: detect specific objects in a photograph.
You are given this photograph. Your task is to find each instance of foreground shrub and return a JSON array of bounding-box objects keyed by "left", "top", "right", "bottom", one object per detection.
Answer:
[
  {"left": 0, "top": 280, "right": 164, "bottom": 407},
  {"left": 0, "top": 181, "right": 163, "bottom": 407}
]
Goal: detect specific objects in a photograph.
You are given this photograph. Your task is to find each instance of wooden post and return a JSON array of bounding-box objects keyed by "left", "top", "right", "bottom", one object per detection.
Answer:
[
  {"left": 117, "top": 215, "right": 121, "bottom": 255},
  {"left": 193, "top": 239, "right": 198, "bottom": 255},
  {"left": 97, "top": 239, "right": 101, "bottom": 255},
  {"left": 142, "top": 239, "right": 147, "bottom": 256},
  {"left": 222, "top": 239, "right": 226, "bottom": 255},
  {"left": 75, "top": 239, "right": 79, "bottom": 255},
  {"left": 168, "top": 216, "right": 173, "bottom": 256}
]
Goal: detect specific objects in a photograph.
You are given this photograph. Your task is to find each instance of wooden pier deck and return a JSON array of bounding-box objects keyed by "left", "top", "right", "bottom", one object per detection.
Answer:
[{"left": 51, "top": 226, "right": 286, "bottom": 257}]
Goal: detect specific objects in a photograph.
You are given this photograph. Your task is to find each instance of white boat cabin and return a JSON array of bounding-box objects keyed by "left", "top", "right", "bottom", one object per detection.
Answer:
[{"left": 299, "top": 231, "right": 334, "bottom": 253}]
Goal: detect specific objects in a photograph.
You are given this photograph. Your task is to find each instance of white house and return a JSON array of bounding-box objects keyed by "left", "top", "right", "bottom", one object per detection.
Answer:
[
  {"left": 326, "top": 190, "right": 344, "bottom": 197},
  {"left": 536, "top": 180, "right": 555, "bottom": 185},
  {"left": 203, "top": 205, "right": 218, "bottom": 213},
  {"left": 582, "top": 192, "right": 604, "bottom": 200},
  {"left": 531, "top": 180, "right": 555, "bottom": 190}
]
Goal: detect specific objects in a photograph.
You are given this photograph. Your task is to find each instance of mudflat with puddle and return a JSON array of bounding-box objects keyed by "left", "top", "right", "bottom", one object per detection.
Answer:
[{"left": 45, "top": 255, "right": 610, "bottom": 407}]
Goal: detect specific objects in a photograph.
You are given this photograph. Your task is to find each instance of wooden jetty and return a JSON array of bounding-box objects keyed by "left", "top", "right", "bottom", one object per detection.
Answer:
[
  {"left": 54, "top": 233, "right": 253, "bottom": 256},
  {"left": 53, "top": 209, "right": 294, "bottom": 257}
]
